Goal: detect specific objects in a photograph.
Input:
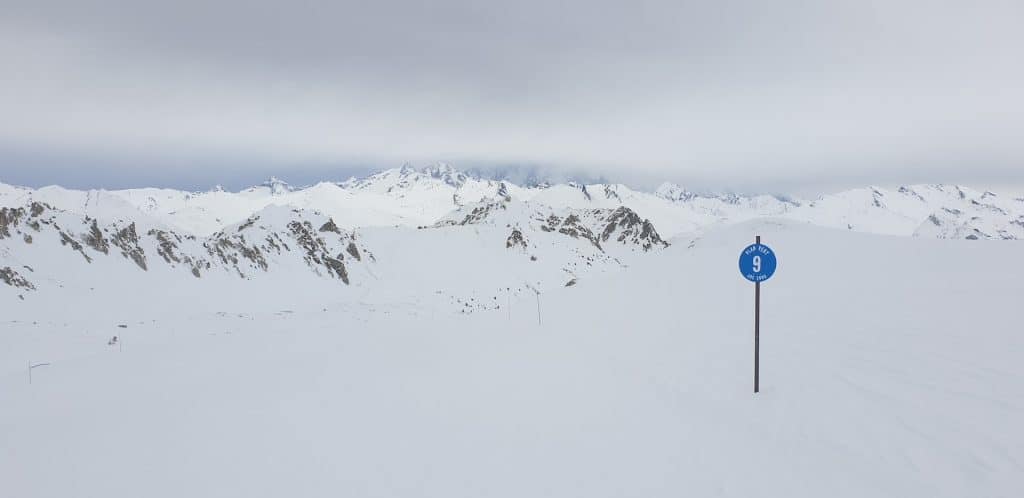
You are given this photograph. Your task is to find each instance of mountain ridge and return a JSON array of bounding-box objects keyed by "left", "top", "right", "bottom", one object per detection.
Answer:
[{"left": 2, "top": 164, "right": 1022, "bottom": 241}]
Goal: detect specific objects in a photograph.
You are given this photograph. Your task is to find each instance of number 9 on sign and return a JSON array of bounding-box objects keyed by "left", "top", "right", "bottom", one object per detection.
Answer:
[{"left": 739, "top": 243, "right": 777, "bottom": 282}]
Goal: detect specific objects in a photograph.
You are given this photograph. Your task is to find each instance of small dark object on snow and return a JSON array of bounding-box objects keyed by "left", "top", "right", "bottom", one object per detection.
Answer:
[
  {"left": 108, "top": 336, "right": 118, "bottom": 346},
  {"left": 118, "top": 324, "right": 127, "bottom": 328}
]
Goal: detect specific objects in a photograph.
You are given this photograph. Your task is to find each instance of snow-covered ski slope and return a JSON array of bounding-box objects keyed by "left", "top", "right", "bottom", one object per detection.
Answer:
[{"left": 2, "top": 220, "right": 1022, "bottom": 498}]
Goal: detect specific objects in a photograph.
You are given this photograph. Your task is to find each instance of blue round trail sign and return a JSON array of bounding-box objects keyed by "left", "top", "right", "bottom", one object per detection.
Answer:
[{"left": 739, "top": 243, "right": 777, "bottom": 282}]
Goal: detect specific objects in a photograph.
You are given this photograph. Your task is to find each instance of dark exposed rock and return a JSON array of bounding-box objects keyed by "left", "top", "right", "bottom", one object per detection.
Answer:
[
  {"left": 264, "top": 234, "right": 283, "bottom": 254},
  {"left": 82, "top": 219, "right": 110, "bottom": 254},
  {"left": 506, "top": 228, "right": 527, "bottom": 250},
  {"left": 237, "top": 215, "right": 259, "bottom": 231},
  {"left": 59, "top": 231, "right": 92, "bottom": 262},
  {"left": 603, "top": 185, "right": 621, "bottom": 201},
  {"left": 324, "top": 256, "right": 350, "bottom": 284},
  {"left": 206, "top": 236, "right": 268, "bottom": 272},
  {"left": 599, "top": 207, "right": 669, "bottom": 251},
  {"left": 542, "top": 213, "right": 601, "bottom": 249},
  {"left": 286, "top": 220, "right": 352, "bottom": 282},
  {"left": 1, "top": 266, "right": 34, "bottom": 290},
  {"left": 436, "top": 202, "right": 507, "bottom": 226},
  {"left": 346, "top": 242, "right": 361, "bottom": 261},
  {"left": 150, "top": 229, "right": 183, "bottom": 263},
  {"left": 150, "top": 229, "right": 206, "bottom": 276},
  {"left": 0, "top": 206, "right": 26, "bottom": 239},
  {"left": 30, "top": 202, "right": 47, "bottom": 217},
  {"left": 497, "top": 182, "right": 511, "bottom": 201},
  {"left": 111, "top": 223, "right": 147, "bottom": 270},
  {"left": 288, "top": 221, "right": 325, "bottom": 263},
  {"left": 319, "top": 219, "right": 341, "bottom": 233}
]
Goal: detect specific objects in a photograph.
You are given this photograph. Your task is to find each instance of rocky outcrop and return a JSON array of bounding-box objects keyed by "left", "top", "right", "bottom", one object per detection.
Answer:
[
  {"left": 111, "top": 222, "right": 147, "bottom": 270},
  {"left": 286, "top": 220, "right": 350, "bottom": 281},
  {"left": 597, "top": 207, "right": 669, "bottom": 251},
  {"left": 540, "top": 213, "right": 601, "bottom": 249},
  {"left": 82, "top": 219, "right": 110, "bottom": 254},
  {"left": 150, "top": 229, "right": 205, "bottom": 277},
  {"left": 497, "top": 182, "right": 511, "bottom": 201},
  {"left": 346, "top": 241, "right": 361, "bottom": 261},
  {"left": 59, "top": 230, "right": 92, "bottom": 262},
  {"left": 434, "top": 201, "right": 670, "bottom": 255},
  {"left": 0, "top": 206, "right": 26, "bottom": 239},
  {"left": 0, "top": 266, "right": 34, "bottom": 290},
  {"left": 437, "top": 202, "right": 508, "bottom": 226},
  {"left": 323, "top": 256, "right": 349, "bottom": 284},
  {"left": 506, "top": 228, "right": 527, "bottom": 251},
  {"left": 319, "top": 219, "right": 341, "bottom": 234},
  {"left": 237, "top": 215, "right": 259, "bottom": 231},
  {"left": 206, "top": 236, "right": 268, "bottom": 274}
]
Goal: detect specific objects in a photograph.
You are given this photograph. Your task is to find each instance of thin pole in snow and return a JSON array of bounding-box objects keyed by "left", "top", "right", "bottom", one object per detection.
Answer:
[
  {"left": 525, "top": 284, "right": 541, "bottom": 326},
  {"left": 29, "top": 361, "right": 50, "bottom": 385},
  {"left": 535, "top": 290, "right": 541, "bottom": 326},
  {"left": 754, "top": 235, "right": 760, "bottom": 394}
]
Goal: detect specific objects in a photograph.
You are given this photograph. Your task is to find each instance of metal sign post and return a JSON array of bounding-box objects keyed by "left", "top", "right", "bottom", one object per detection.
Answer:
[
  {"left": 738, "top": 235, "right": 777, "bottom": 394},
  {"left": 755, "top": 251, "right": 760, "bottom": 393}
]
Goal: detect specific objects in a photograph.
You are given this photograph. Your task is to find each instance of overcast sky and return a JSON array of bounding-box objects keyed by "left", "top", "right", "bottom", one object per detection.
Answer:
[{"left": 2, "top": 0, "right": 1022, "bottom": 193}]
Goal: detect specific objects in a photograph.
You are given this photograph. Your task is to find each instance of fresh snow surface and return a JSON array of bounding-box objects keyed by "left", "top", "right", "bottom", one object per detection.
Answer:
[{"left": 2, "top": 220, "right": 1022, "bottom": 498}]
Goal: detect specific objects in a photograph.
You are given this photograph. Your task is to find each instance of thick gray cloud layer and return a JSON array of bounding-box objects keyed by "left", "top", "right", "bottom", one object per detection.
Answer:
[{"left": 2, "top": 0, "right": 1022, "bottom": 191}]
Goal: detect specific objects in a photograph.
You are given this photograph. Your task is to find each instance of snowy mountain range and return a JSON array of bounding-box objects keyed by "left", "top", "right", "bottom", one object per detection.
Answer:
[
  {"left": 3, "top": 164, "right": 1021, "bottom": 240},
  {"left": 2, "top": 164, "right": 1022, "bottom": 301}
]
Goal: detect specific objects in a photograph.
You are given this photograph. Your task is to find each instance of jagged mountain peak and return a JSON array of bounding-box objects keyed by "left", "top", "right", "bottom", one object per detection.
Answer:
[
  {"left": 257, "top": 176, "right": 294, "bottom": 195},
  {"left": 421, "top": 162, "right": 469, "bottom": 188},
  {"left": 654, "top": 182, "right": 696, "bottom": 202},
  {"left": 342, "top": 163, "right": 476, "bottom": 193}
]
